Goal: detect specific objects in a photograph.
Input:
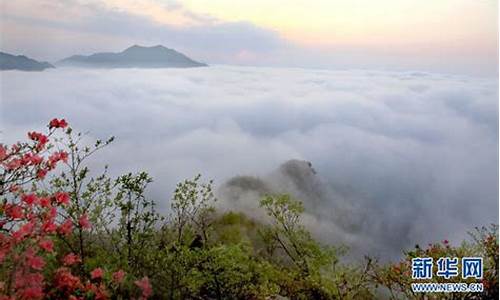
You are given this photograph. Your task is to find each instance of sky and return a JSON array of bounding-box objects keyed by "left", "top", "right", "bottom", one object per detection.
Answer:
[{"left": 1, "top": 0, "right": 498, "bottom": 76}]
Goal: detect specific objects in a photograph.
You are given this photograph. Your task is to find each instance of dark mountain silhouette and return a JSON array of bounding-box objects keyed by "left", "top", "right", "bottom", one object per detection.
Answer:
[
  {"left": 0, "top": 52, "right": 54, "bottom": 71},
  {"left": 57, "top": 45, "right": 207, "bottom": 68}
]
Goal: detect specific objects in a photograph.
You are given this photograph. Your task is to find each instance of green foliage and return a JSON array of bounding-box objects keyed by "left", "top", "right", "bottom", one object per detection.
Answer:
[
  {"left": 259, "top": 194, "right": 373, "bottom": 299},
  {"left": 49, "top": 129, "right": 115, "bottom": 272},
  {"left": 260, "top": 194, "right": 334, "bottom": 273},
  {"left": 170, "top": 174, "right": 217, "bottom": 246}
]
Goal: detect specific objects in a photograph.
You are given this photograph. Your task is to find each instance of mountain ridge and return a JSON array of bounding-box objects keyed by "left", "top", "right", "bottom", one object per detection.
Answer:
[
  {"left": 57, "top": 45, "right": 207, "bottom": 68},
  {"left": 0, "top": 52, "right": 55, "bottom": 71}
]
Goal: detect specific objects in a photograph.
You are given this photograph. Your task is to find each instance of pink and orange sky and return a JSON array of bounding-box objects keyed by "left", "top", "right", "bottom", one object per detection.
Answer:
[{"left": 1, "top": 0, "right": 498, "bottom": 76}]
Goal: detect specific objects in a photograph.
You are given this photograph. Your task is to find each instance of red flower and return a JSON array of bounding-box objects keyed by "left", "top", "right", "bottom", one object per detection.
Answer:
[
  {"left": 85, "top": 282, "right": 109, "bottom": 300},
  {"left": 27, "top": 132, "right": 48, "bottom": 150},
  {"left": 39, "top": 239, "right": 54, "bottom": 252},
  {"left": 21, "top": 194, "right": 38, "bottom": 206},
  {"left": 20, "top": 153, "right": 42, "bottom": 166},
  {"left": 0, "top": 145, "right": 6, "bottom": 161},
  {"left": 5, "top": 158, "right": 22, "bottom": 170},
  {"left": 14, "top": 272, "right": 44, "bottom": 300},
  {"left": 90, "top": 268, "right": 104, "bottom": 280},
  {"left": 54, "top": 267, "right": 82, "bottom": 292},
  {"left": 39, "top": 197, "right": 50, "bottom": 207},
  {"left": 54, "top": 192, "right": 70, "bottom": 206},
  {"left": 78, "top": 214, "right": 91, "bottom": 230},
  {"left": 12, "top": 221, "right": 35, "bottom": 241},
  {"left": 18, "top": 286, "right": 44, "bottom": 300},
  {"left": 36, "top": 169, "right": 48, "bottom": 179},
  {"left": 49, "top": 118, "right": 68, "bottom": 129},
  {"left": 29, "top": 154, "right": 43, "bottom": 165},
  {"left": 27, "top": 255, "right": 45, "bottom": 271},
  {"left": 5, "top": 204, "right": 24, "bottom": 219},
  {"left": 42, "top": 220, "right": 57, "bottom": 234},
  {"left": 58, "top": 219, "right": 73, "bottom": 236},
  {"left": 62, "top": 253, "right": 81, "bottom": 266},
  {"left": 112, "top": 270, "right": 126, "bottom": 284},
  {"left": 47, "top": 151, "right": 69, "bottom": 169},
  {"left": 49, "top": 119, "right": 59, "bottom": 129},
  {"left": 135, "top": 277, "right": 152, "bottom": 299},
  {"left": 47, "top": 206, "right": 57, "bottom": 219}
]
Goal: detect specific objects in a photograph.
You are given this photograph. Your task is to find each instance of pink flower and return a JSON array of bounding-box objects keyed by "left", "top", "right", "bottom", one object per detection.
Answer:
[
  {"left": 54, "top": 267, "right": 82, "bottom": 291},
  {"left": 39, "top": 238, "right": 53, "bottom": 250},
  {"left": 29, "top": 154, "right": 43, "bottom": 165},
  {"left": 54, "top": 192, "right": 70, "bottom": 206},
  {"left": 85, "top": 282, "right": 108, "bottom": 300},
  {"left": 27, "top": 132, "right": 48, "bottom": 150},
  {"left": 135, "top": 277, "right": 152, "bottom": 299},
  {"left": 49, "top": 118, "right": 59, "bottom": 129},
  {"left": 39, "top": 197, "right": 50, "bottom": 207},
  {"left": 78, "top": 214, "right": 91, "bottom": 230},
  {"left": 90, "top": 268, "right": 104, "bottom": 280},
  {"left": 27, "top": 255, "right": 45, "bottom": 271},
  {"left": 62, "top": 253, "right": 81, "bottom": 266},
  {"left": 19, "top": 286, "right": 44, "bottom": 300},
  {"left": 36, "top": 169, "right": 48, "bottom": 179},
  {"left": 12, "top": 221, "right": 35, "bottom": 241},
  {"left": 0, "top": 145, "right": 6, "bottom": 161},
  {"left": 112, "top": 270, "right": 126, "bottom": 284},
  {"left": 47, "top": 206, "right": 57, "bottom": 219},
  {"left": 47, "top": 151, "right": 68, "bottom": 169},
  {"left": 39, "top": 239, "right": 54, "bottom": 252},
  {"left": 14, "top": 272, "right": 44, "bottom": 300},
  {"left": 42, "top": 220, "right": 57, "bottom": 234},
  {"left": 5, "top": 158, "right": 21, "bottom": 170},
  {"left": 5, "top": 204, "right": 23, "bottom": 219},
  {"left": 21, "top": 193, "right": 38, "bottom": 205},
  {"left": 58, "top": 219, "right": 73, "bottom": 236},
  {"left": 59, "top": 151, "right": 68, "bottom": 162},
  {"left": 49, "top": 118, "right": 68, "bottom": 129}
]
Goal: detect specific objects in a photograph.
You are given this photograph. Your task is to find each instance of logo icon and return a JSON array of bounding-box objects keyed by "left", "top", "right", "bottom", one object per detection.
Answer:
[
  {"left": 436, "top": 257, "right": 459, "bottom": 279},
  {"left": 412, "top": 257, "right": 433, "bottom": 279},
  {"left": 462, "top": 257, "right": 483, "bottom": 279}
]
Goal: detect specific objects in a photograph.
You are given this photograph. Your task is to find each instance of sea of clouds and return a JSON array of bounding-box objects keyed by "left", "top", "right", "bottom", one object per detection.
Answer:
[{"left": 0, "top": 66, "right": 497, "bottom": 259}]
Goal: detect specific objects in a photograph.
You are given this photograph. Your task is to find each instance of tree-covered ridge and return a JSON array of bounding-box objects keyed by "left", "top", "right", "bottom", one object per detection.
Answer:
[{"left": 0, "top": 119, "right": 497, "bottom": 299}]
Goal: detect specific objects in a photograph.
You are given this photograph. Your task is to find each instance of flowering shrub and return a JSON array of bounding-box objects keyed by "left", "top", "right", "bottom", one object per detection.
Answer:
[{"left": 0, "top": 119, "right": 151, "bottom": 300}]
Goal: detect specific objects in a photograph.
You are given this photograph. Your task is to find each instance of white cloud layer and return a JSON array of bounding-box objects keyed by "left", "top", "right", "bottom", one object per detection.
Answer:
[{"left": 0, "top": 66, "right": 497, "bottom": 259}]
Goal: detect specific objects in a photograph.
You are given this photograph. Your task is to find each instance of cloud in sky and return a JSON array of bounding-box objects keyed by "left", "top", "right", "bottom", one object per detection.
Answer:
[
  {"left": 1, "top": 0, "right": 286, "bottom": 64},
  {"left": 1, "top": 66, "right": 497, "bottom": 259},
  {"left": 1, "top": 0, "right": 497, "bottom": 76}
]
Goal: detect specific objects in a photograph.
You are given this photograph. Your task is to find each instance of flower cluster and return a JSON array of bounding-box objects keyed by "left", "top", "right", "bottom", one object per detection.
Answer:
[
  {"left": 48, "top": 118, "right": 68, "bottom": 129},
  {"left": 0, "top": 119, "right": 152, "bottom": 300},
  {"left": 1, "top": 118, "right": 70, "bottom": 195}
]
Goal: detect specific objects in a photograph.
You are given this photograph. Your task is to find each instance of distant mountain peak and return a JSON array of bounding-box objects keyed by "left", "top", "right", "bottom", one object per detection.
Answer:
[
  {"left": 57, "top": 45, "right": 207, "bottom": 69},
  {"left": 124, "top": 44, "right": 160, "bottom": 51},
  {"left": 0, "top": 51, "right": 54, "bottom": 71}
]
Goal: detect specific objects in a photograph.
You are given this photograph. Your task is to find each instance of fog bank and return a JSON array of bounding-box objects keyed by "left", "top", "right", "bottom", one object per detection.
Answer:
[{"left": 1, "top": 66, "right": 497, "bottom": 259}]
